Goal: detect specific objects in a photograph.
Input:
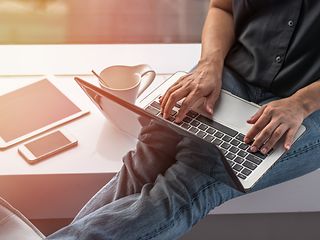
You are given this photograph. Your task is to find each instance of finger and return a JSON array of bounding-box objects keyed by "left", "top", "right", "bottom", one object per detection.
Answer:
[
  {"left": 161, "top": 82, "right": 184, "bottom": 105},
  {"left": 204, "top": 90, "right": 219, "bottom": 114},
  {"left": 175, "top": 91, "right": 200, "bottom": 122},
  {"left": 284, "top": 126, "right": 299, "bottom": 151},
  {"left": 260, "top": 124, "right": 287, "bottom": 155},
  {"left": 163, "top": 87, "right": 189, "bottom": 119},
  {"left": 244, "top": 110, "right": 272, "bottom": 145},
  {"left": 250, "top": 120, "right": 280, "bottom": 152},
  {"left": 160, "top": 83, "right": 183, "bottom": 110},
  {"left": 247, "top": 105, "right": 267, "bottom": 124},
  {"left": 160, "top": 73, "right": 192, "bottom": 106},
  {"left": 160, "top": 76, "right": 188, "bottom": 104}
]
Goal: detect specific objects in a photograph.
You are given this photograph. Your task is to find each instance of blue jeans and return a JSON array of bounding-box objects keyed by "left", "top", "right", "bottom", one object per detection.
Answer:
[{"left": 47, "top": 69, "right": 320, "bottom": 240}]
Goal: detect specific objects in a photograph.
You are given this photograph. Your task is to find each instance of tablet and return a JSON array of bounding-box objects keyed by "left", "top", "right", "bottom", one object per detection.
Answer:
[{"left": 0, "top": 79, "right": 89, "bottom": 149}]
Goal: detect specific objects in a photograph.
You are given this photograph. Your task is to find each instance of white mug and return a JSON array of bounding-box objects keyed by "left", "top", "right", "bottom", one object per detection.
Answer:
[{"left": 98, "top": 64, "right": 156, "bottom": 103}]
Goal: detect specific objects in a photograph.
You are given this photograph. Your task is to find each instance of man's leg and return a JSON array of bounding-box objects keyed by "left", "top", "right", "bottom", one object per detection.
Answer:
[
  {"left": 73, "top": 121, "right": 182, "bottom": 222},
  {"left": 47, "top": 136, "right": 242, "bottom": 240}
]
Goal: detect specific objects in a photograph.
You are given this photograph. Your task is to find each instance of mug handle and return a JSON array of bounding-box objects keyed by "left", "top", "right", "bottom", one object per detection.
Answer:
[{"left": 135, "top": 64, "right": 156, "bottom": 97}]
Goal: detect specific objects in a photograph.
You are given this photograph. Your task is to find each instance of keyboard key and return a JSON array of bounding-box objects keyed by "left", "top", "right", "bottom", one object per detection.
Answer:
[
  {"left": 234, "top": 157, "right": 245, "bottom": 164},
  {"left": 237, "top": 173, "right": 247, "bottom": 180},
  {"left": 190, "top": 120, "right": 200, "bottom": 127},
  {"left": 198, "top": 124, "right": 208, "bottom": 131},
  {"left": 239, "top": 143, "right": 250, "bottom": 150},
  {"left": 233, "top": 164, "right": 243, "bottom": 172},
  {"left": 226, "top": 152, "right": 236, "bottom": 160},
  {"left": 238, "top": 150, "right": 248, "bottom": 158},
  {"left": 246, "top": 154, "right": 262, "bottom": 165},
  {"left": 236, "top": 133, "right": 245, "bottom": 141},
  {"left": 175, "top": 102, "right": 182, "bottom": 108},
  {"left": 189, "top": 127, "right": 198, "bottom": 134},
  {"left": 186, "top": 110, "right": 198, "bottom": 118},
  {"left": 229, "top": 146, "right": 239, "bottom": 154},
  {"left": 168, "top": 116, "right": 175, "bottom": 122},
  {"left": 196, "top": 131, "right": 206, "bottom": 138},
  {"left": 241, "top": 168, "right": 252, "bottom": 176},
  {"left": 221, "top": 142, "right": 231, "bottom": 150},
  {"left": 220, "top": 148, "right": 227, "bottom": 155},
  {"left": 196, "top": 115, "right": 238, "bottom": 137},
  {"left": 243, "top": 161, "right": 257, "bottom": 170},
  {"left": 250, "top": 151, "right": 267, "bottom": 159},
  {"left": 181, "top": 123, "right": 191, "bottom": 130},
  {"left": 146, "top": 106, "right": 159, "bottom": 115},
  {"left": 227, "top": 160, "right": 234, "bottom": 167},
  {"left": 214, "top": 131, "right": 224, "bottom": 138},
  {"left": 183, "top": 116, "right": 192, "bottom": 123},
  {"left": 171, "top": 109, "right": 177, "bottom": 116},
  {"left": 204, "top": 135, "right": 214, "bottom": 142},
  {"left": 174, "top": 121, "right": 183, "bottom": 126},
  {"left": 206, "top": 127, "right": 215, "bottom": 135},
  {"left": 222, "top": 135, "right": 232, "bottom": 142},
  {"left": 230, "top": 139, "right": 241, "bottom": 146},
  {"left": 151, "top": 101, "right": 161, "bottom": 110},
  {"left": 213, "top": 138, "right": 223, "bottom": 146}
]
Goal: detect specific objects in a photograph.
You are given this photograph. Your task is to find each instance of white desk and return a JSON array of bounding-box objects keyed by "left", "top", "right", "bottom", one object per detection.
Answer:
[{"left": 0, "top": 44, "right": 319, "bottom": 221}]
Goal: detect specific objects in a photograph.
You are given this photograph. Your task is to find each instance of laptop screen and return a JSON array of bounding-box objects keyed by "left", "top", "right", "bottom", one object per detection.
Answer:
[{"left": 75, "top": 77, "right": 244, "bottom": 192}]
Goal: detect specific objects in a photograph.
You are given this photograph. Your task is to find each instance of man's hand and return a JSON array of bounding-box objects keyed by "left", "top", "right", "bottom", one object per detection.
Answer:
[
  {"left": 244, "top": 97, "right": 305, "bottom": 155},
  {"left": 160, "top": 61, "right": 222, "bottom": 122}
]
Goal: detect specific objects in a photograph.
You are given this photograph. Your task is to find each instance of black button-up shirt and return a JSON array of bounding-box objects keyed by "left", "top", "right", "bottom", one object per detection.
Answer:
[{"left": 225, "top": 0, "right": 320, "bottom": 97}]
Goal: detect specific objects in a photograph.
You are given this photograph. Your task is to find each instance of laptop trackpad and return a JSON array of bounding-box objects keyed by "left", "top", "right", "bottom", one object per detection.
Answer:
[{"left": 194, "top": 90, "right": 260, "bottom": 135}]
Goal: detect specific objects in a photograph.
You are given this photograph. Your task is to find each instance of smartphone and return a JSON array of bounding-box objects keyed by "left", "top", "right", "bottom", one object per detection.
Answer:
[{"left": 18, "top": 130, "right": 78, "bottom": 163}]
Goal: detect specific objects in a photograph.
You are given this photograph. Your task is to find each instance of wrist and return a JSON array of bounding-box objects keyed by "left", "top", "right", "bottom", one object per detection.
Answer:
[
  {"left": 197, "top": 57, "right": 224, "bottom": 78},
  {"left": 292, "top": 91, "right": 317, "bottom": 118},
  {"left": 198, "top": 55, "right": 224, "bottom": 69}
]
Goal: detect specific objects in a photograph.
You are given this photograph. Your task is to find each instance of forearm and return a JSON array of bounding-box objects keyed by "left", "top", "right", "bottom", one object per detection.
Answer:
[
  {"left": 292, "top": 80, "right": 320, "bottom": 118},
  {"left": 199, "top": 0, "right": 234, "bottom": 71}
]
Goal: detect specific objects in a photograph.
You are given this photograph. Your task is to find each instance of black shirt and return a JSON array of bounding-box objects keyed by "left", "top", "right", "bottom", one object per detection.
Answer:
[{"left": 225, "top": 0, "right": 320, "bottom": 97}]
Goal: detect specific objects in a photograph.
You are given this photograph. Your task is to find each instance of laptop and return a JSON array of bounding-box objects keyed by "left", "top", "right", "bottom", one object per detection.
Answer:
[{"left": 75, "top": 72, "right": 305, "bottom": 192}]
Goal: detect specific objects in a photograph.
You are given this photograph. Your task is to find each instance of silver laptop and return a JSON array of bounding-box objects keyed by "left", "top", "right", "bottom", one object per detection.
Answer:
[{"left": 75, "top": 72, "right": 305, "bottom": 192}]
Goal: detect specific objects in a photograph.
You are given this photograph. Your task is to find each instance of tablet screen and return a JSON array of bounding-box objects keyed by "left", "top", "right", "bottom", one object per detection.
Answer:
[{"left": 0, "top": 79, "right": 83, "bottom": 146}]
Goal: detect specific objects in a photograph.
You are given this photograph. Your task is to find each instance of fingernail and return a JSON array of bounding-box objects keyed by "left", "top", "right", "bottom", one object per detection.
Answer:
[
  {"left": 261, "top": 148, "right": 267, "bottom": 155},
  {"left": 250, "top": 146, "right": 257, "bottom": 152},
  {"left": 285, "top": 144, "right": 291, "bottom": 151}
]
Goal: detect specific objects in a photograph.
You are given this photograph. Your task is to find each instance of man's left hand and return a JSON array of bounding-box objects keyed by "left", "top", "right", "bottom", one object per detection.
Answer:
[{"left": 244, "top": 97, "right": 305, "bottom": 155}]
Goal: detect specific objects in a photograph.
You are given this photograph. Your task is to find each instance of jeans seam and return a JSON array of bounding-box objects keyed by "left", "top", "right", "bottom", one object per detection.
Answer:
[{"left": 138, "top": 181, "right": 221, "bottom": 240}]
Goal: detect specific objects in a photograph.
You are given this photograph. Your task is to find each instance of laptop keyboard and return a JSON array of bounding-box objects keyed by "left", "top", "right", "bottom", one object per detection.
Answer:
[{"left": 145, "top": 99, "right": 270, "bottom": 180}]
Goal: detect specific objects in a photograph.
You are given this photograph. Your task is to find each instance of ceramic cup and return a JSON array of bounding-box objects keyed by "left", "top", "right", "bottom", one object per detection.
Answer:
[{"left": 98, "top": 64, "right": 156, "bottom": 103}]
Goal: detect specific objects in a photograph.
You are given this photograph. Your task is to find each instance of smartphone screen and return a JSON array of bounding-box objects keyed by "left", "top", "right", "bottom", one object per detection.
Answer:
[{"left": 25, "top": 131, "right": 72, "bottom": 158}]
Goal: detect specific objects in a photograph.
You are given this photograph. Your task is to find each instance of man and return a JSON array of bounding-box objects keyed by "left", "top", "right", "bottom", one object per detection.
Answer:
[
  {"left": 161, "top": 0, "right": 320, "bottom": 155},
  {"left": 48, "top": 0, "right": 320, "bottom": 239}
]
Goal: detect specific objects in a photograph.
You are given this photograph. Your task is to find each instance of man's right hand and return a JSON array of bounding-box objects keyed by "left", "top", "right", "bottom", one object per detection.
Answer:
[{"left": 160, "top": 60, "right": 223, "bottom": 122}]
